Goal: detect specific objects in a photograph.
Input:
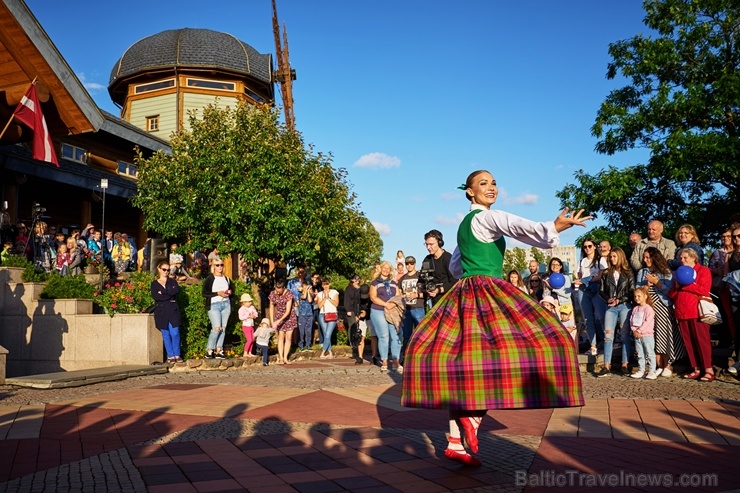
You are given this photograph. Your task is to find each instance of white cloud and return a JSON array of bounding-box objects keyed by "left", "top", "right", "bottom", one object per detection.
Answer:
[
  {"left": 372, "top": 221, "right": 391, "bottom": 236},
  {"left": 78, "top": 72, "right": 105, "bottom": 91},
  {"left": 434, "top": 213, "right": 465, "bottom": 226},
  {"left": 506, "top": 193, "right": 539, "bottom": 205},
  {"left": 440, "top": 192, "right": 462, "bottom": 201},
  {"left": 354, "top": 152, "right": 401, "bottom": 169}
]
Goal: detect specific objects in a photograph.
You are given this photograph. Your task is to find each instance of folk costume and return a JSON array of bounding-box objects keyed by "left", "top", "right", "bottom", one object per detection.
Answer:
[{"left": 402, "top": 204, "right": 584, "bottom": 464}]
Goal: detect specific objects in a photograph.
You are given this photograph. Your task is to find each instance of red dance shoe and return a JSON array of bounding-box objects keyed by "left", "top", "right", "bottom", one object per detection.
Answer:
[{"left": 444, "top": 448, "right": 482, "bottom": 467}]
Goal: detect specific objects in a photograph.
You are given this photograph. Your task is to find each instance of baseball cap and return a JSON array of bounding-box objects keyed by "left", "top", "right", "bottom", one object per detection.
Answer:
[
  {"left": 559, "top": 304, "right": 574, "bottom": 315},
  {"left": 351, "top": 274, "right": 361, "bottom": 281},
  {"left": 405, "top": 256, "right": 416, "bottom": 264}
]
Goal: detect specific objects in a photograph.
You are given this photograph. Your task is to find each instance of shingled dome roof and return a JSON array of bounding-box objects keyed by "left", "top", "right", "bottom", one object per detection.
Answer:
[{"left": 108, "top": 28, "right": 272, "bottom": 102}]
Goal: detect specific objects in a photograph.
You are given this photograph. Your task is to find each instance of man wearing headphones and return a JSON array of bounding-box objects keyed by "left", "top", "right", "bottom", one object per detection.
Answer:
[{"left": 421, "top": 229, "right": 458, "bottom": 306}]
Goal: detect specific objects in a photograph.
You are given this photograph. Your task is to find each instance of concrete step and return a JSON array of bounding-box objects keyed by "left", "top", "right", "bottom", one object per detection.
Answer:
[{"left": 5, "top": 364, "right": 168, "bottom": 389}]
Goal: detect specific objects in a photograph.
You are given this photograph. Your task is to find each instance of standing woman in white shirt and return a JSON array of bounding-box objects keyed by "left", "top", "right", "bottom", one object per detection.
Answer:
[
  {"left": 202, "top": 260, "right": 234, "bottom": 359},
  {"left": 316, "top": 277, "right": 340, "bottom": 359}
]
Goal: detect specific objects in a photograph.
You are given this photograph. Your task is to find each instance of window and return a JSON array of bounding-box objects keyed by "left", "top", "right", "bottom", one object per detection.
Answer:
[
  {"left": 186, "top": 78, "right": 235, "bottom": 92},
  {"left": 61, "top": 143, "right": 87, "bottom": 164},
  {"left": 146, "top": 116, "right": 159, "bottom": 132},
  {"left": 117, "top": 161, "right": 137, "bottom": 179},
  {"left": 244, "top": 88, "right": 265, "bottom": 103},
  {"left": 134, "top": 79, "right": 175, "bottom": 94}
]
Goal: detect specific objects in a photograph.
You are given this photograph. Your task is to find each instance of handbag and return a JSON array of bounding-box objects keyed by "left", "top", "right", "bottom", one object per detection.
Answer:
[
  {"left": 697, "top": 296, "right": 722, "bottom": 325},
  {"left": 324, "top": 312, "right": 338, "bottom": 322}
]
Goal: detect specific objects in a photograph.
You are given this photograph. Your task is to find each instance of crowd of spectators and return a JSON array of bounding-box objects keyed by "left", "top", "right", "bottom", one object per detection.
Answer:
[
  {"left": 504, "top": 219, "right": 740, "bottom": 379},
  {"left": 1, "top": 221, "right": 139, "bottom": 276}
]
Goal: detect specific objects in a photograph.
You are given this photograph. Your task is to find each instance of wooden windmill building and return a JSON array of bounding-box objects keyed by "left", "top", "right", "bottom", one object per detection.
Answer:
[{"left": 108, "top": 28, "right": 275, "bottom": 139}]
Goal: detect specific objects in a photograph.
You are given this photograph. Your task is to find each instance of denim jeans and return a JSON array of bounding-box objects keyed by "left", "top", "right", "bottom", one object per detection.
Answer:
[
  {"left": 160, "top": 322, "right": 180, "bottom": 358},
  {"left": 298, "top": 313, "right": 314, "bottom": 349},
  {"left": 634, "top": 335, "right": 656, "bottom": 373},
  {"left": 318, "top": 313, "right": 336, "bottom": 352},
  {"left": 207, "top": 300, "right": 231, "bottom": 350},
  {"left": 257, "top": 343, "right": 269, "bottom": 365},
  {"left": 603, "top": 303, "right": 632, "bottom": 366},
  {"left": 401, "top": 307, "right": 425, "bottom": 355},
  {"left": 579, "top": 287, "right": 605, "bottom": 347},
  {"left": 371, "top": 308, "right": 401, "bottom": 362}
]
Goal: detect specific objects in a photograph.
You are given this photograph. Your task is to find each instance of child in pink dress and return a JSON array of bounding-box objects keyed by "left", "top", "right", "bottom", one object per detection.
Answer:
[{"left": 238, "top": 293, "right": 259, "bottom": 356}]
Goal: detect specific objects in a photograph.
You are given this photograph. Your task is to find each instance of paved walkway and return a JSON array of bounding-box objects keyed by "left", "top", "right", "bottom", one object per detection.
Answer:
[{"left": 0, "top": 360, "right": 739, "bottom": 492}]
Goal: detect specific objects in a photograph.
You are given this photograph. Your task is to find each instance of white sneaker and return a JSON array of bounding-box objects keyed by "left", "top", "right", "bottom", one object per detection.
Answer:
[
  {"left": 631, "top": 371, "right": 645, "bottom": 379},
  {"left": 728, "top": 362, "right": 739, "bottom": 375},
  {"left": 653, "top": 368, "right": 663, "bottom": 377},
  {"left": 660, "top": 368, "right": 673, "bottom": 377},
  {"left": 590, "top": 346, "right": 597, "bottom": 356},
  {"left": 645, "top": 371, "right": 658, "bottom": 380}
]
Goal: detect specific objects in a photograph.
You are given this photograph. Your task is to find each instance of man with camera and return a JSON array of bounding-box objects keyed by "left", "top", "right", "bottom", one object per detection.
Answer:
[{"left": 421, "top": 229, "right": 458, "bottom": 306}]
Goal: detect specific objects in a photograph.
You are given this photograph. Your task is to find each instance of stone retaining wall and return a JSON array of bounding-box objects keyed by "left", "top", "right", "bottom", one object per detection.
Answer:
[{"left": 0, "top": 268, "right": 162, "bottom": 378}]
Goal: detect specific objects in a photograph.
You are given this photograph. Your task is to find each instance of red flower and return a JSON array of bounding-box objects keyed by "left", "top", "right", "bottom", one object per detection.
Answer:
[
  {"left": 114, "top": 282, "right": 120, "bottom": 287},
  {"left": 111, "top": 303, "right": 117, "bottom": 309},
  {"left": 93, "top": 292, "right": 99, "bottom": 296}
]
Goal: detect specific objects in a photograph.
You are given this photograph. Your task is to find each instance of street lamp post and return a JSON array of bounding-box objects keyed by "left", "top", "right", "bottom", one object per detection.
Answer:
[{"left": 100, "top": 178, "right": 108, "bottom": 290}]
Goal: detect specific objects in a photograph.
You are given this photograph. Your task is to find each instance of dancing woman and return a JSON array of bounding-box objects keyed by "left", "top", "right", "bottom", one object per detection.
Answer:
[{"left": 401, "top": 170, "right": 588, "bottom": 466}]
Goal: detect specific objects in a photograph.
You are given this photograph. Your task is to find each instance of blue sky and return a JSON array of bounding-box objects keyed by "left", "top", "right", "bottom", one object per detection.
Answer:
[{"left": 27, "top": 0, "right": 651, "bottom": 263}]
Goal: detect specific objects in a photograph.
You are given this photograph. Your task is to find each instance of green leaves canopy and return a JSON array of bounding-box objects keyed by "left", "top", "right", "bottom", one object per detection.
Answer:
[
  {"left": 558, "top": 0, "right": 740, "bottom": 242},
  {"left": 132, "top": 102, "right": 381, "bottom": 276}
]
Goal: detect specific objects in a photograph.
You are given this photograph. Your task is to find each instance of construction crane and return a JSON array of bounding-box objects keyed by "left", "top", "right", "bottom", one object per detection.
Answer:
[{"left": 272, "top": 0, "right": 296, "bottom": 132}]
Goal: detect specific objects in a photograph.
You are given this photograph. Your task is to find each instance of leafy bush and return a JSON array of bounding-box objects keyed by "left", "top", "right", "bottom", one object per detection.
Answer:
[
  {"left": 40, "top": 273, "right": 95, "bottom": 299},
  {"left": 93, "top": 271, "right": 155, "bottom": 316},
  {"left": 1, "top": 255, "right": 31, "bottom": 268},
  {"left": 21, "top": 263, "right": 49, "bottom": 283}
]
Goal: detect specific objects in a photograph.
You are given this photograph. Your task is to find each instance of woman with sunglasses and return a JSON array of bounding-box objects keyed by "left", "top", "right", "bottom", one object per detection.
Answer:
[
  {"left": 402, "top": 170, "right": 588, "bottom": 467},
  {"left": 202, "top": 260, "right": 234, "bottom": 359},
  {"left": 572, "top": 239, "right": 605, "bottom": 356},
  {"left": 151, "top": 261, "right": 182, "bottom": 363}
]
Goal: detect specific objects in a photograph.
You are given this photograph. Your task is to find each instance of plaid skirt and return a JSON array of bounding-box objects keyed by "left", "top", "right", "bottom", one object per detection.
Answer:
[{"left": 401, "top": 275, "right": 584, "bottom": 410}]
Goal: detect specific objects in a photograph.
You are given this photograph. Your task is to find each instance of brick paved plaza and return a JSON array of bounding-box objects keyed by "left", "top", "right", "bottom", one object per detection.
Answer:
[{"left": 1, "top": 359, "right": 739, "bottom": 492}]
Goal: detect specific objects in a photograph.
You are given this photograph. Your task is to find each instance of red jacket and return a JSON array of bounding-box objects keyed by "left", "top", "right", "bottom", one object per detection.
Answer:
[{"left": 668, "top": 264, "right": 711, "bottom": 320}]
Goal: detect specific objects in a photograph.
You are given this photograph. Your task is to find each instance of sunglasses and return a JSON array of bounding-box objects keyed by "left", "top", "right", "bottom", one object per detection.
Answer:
[
  {"left": 733, "top": 234, "right": 740, "bottom": 239},
  {"left": 406, "top": 262, "right": 415, "bottom": 265},
  {"left": 160, "top": 268, "right": 170, "bottom": 272},
  {"left": 584, "top": 244, "right": 594, "bottom": 249},
  {"left": 214, "top": 264, "right": 224, "bottom": 267}
]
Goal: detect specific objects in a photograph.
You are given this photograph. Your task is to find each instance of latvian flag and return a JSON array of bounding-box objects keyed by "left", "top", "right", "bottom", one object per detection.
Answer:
[{"left": 13, "top": 83, "right": 59, "bottom": 166}]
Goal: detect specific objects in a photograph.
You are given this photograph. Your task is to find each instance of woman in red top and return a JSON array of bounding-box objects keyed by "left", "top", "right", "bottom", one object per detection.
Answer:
[{"left": 668, "top": 248, "right": 714, "bottom": 382}]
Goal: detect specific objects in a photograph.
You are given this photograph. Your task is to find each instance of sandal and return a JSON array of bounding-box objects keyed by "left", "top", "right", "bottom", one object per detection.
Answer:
[
  {"left": 699, "top": 373, "right": 715, "bottom": 382},
  {"left": 682, "top": 370, "right": 702, "bottom": 380},
  {"left": 380, "top": 365, "right": 388, "bottom": 372}
]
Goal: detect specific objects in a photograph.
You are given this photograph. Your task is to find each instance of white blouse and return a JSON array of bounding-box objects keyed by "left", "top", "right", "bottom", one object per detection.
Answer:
[{"left": 450, "top": 205, "right": 560, "bottom": 278}]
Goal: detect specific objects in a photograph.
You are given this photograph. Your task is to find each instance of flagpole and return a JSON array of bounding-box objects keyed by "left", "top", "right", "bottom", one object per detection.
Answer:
[{"left": 0, "top": 77, "right": 39, "bottom": 141}]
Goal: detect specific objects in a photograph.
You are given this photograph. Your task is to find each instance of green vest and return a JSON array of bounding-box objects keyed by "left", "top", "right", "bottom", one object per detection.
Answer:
[{"left": 457, "top": 209, "right": 506, "bottom": 278}]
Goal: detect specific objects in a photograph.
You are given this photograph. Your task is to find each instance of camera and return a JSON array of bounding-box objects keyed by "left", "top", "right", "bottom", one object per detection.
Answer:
[
  {"left": 418, "top": 259, "right": 439, "bottom": 293},
  {"left": 31, "top": 203, "right": 46, "bottom": 217}
]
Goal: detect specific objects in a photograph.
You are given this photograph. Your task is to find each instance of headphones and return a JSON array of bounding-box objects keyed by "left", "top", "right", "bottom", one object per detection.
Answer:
[{"left": 425, "top": 229, "right": 444, "bottom": 248}]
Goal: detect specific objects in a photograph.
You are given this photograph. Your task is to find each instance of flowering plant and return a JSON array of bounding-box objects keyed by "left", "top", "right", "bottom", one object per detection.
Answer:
[
  {"left": 84, "top": 250, "right": 102, "bottom": 268},
  {"left": 93, "top": 271, "right": 155, "bottom": 316}
]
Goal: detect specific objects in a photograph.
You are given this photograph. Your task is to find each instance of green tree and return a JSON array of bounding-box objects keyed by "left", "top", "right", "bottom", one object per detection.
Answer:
[
  {"left": 557, "top": 0, "right": 740, "bottom": 244},
  {"left": 503, "top": 247, "right": 527, "bottom": 277},
  {"left": 133, "top": 102, "right": 382, "bottom": 276}
]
